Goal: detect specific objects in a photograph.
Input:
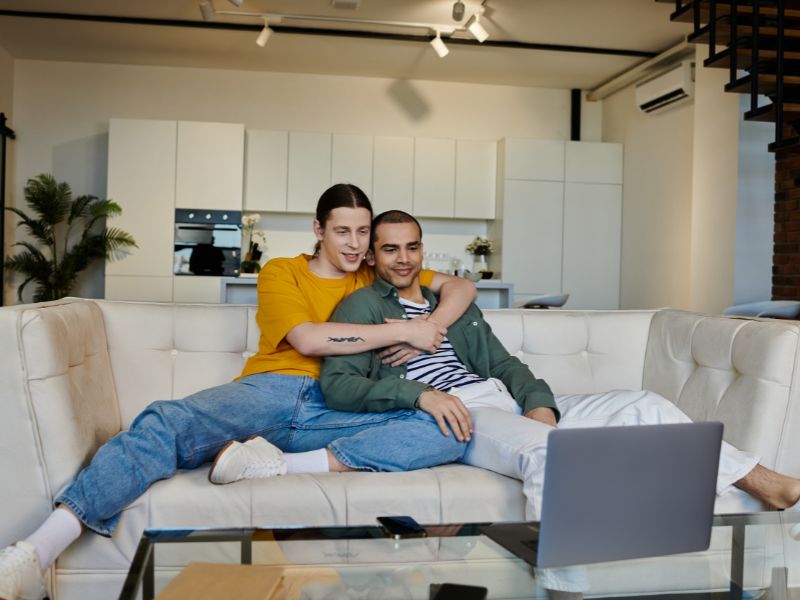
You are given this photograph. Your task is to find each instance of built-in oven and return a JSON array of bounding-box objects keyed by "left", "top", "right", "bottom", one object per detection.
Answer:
[{"left": 174, "top": 209, "right": 242, "bottom": 276}]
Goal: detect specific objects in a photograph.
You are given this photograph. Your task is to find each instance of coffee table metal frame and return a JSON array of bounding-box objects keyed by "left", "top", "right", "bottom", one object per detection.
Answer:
[{"left": 119, "top": 514, "right": 800, "bottom": 600}]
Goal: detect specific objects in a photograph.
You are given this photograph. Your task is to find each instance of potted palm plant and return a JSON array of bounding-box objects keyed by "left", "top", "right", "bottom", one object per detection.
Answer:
[{"left": 4, "top": 174, "right": 137, "bottom": 302}]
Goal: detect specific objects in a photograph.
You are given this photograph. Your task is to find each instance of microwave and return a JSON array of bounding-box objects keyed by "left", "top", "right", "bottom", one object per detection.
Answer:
[{"left": 174, "top": 209, "right": 241, "bottom": 276}]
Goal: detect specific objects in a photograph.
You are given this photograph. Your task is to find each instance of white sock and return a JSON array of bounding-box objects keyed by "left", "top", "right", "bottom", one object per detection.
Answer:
[
  {"left": 24, "top": 508, "right": 82, "bottom": 569},
  {"left": 283, "top": 449, "right": 330, "bottom": 474}
]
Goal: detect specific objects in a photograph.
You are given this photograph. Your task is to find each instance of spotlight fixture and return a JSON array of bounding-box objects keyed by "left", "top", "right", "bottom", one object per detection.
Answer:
[
  {"left": 452, "top": 0, "right": 465, "bottom": 21},
  {"left": 256, "top": 17, "right": 273, "bottom": 47},
  {"left": 430, "top": 30, "right": 449, "bottom": 58},
  {"left": 465, "top": 12, "right": 489, "bottom": 43},
  {"left": 199, "top": 0, "right": 215, "bottom": 21},
  {"left": 228, "top": 0, "right": 243, "bottom": 6}
]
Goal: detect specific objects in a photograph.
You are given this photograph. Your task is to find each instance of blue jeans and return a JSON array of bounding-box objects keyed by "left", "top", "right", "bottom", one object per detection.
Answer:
[{"left": 56, "top": 373, "right": 465, "bottom": 536}]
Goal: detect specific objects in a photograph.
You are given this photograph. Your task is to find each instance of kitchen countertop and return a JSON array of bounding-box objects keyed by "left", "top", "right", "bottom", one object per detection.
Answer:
[{"left": 220, "top": 276, "right": 514, "bottom": 308}]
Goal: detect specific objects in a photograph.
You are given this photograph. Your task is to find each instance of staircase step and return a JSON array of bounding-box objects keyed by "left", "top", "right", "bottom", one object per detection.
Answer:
[
  {"left": 670, "top": 2, "right": 800, "bottom": 24},
  {"left": 689, "top": 24, "right": 800, "bottom": 46},
  {"left": 724, "top": 73, "right": 800, "bottom": 94},
  {"left": 744, "top": 102, "right": 800, "bottom": 122},
  {"left": 704, "top": 45, "right": 800, "bottom": 69},
  {"left": 769, "top": 135, "right": 800, "bottom": 153}
]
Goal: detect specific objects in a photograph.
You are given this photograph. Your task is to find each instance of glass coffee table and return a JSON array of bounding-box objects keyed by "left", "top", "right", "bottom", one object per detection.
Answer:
[{"left": 120, "top": 512, "right": 800, "bottom": 599}]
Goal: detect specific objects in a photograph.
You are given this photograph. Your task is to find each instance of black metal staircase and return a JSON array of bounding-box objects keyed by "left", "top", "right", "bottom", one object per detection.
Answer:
[{"left": 661, "top": 0, "right": 800, "bottom": 152}]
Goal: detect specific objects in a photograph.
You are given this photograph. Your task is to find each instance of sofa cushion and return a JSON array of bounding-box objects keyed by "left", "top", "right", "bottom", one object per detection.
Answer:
[
  {"left": 97, "top": 301, "right": 258, "bottom": 427},
  {"left": 484, "top": 309, "right": 655, "bottom": 394},
  {"left": 58, "top": 464, "right": 526, "bottom": 571}
]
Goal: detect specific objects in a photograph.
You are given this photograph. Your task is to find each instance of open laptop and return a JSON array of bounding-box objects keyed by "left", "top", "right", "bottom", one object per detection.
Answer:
[{"left": 482, "top": 421, "right": 723, "bottom": 568}]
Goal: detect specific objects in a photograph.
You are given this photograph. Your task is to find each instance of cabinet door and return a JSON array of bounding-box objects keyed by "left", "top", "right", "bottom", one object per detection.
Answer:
[
  {"left": 413, "top": 138, "right": 455, "bottom": 218},
  {"left": 106, "top": 119, "right": 176, "bottom": 281},
  {"left": 455, "top": 140, "right": 496, "bottom": 219},
  {"left": 562, "top": 183, "right": 622, "bottom": 309},
  {"left": 175, "top": 121, "right": 244, "bottom": 211},
  {"left": 244, "top": 130, "right": 288, "bottom": 211},
  {"left": 372, "top": 136, "right": 413, "bottom": 215},
  {"left": 502, "top": 138, "right": 565, "bottom": 181},
  {"left": 500, "top": 180, "right": 563, "bottom": 295},
  {"left": 173, "top": 276, "right": 223, "bottom": 304},
  {"left": 287, "top": 132, "right": 332, "bottom": 213},
  {"left": 105, "top": 275, "right": 174, "bottom": 302},
  {"left": 332, "top": 134, "right": 373, "bottom": 196},
  {"left": 565, "top": 141, "right": 623, "bottom": 184}
]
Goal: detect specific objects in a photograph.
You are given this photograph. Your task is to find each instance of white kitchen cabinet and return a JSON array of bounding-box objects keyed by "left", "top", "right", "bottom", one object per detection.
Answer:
[
  {"left": 455, "top": 139, "right": 496, "bottom": 219},
  {"left": 502, "top": 138, "right": 565, "bottom": 181},
  {"left": 105, "top": 275, "right": 174, "bottom": 303},
  {"left": 106, "top": 119, "right": 177, "bottom": 290},
  {"left": 562, "top": 183, "right": 622, "bottom": 309},
  {"left": 496, "top": 180, "right": 563, "bottom": 296},
  {"left": 372, "top": 136, "right": 413, "bottom": 215},
  {"left": 173, "top": 276, "right": 223, "bottom": 304},
  {"left": 413, "top": 138, "right": 456, "bottom": 218},
  {"left": 332, "top": 134, "right": 373, "bottom": 196},
  {"left": 287, "top": 132, "right": 332, "bottom": 213},
  {"left": 565, "top": 141, "right": 623, "bottom": 184},
  {"left": 175, "top": 121, "right": 244, "bottom": 211},
  {"left": 244, "top": 130, "right": 288, "bottom": 212}
]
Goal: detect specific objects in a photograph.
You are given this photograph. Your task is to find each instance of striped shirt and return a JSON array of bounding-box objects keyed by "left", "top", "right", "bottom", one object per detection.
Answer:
[{"left": 399, "top": 297, "right": 484, "bottom": 391}]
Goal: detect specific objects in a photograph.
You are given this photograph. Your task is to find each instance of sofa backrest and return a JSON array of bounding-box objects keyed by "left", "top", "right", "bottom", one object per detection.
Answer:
[
  {"left": 643, "top": 310, "right": 800, "bottom": 475},
  {"left": 483, "top": 309, "right": 656, "bottom": 394},
  {"left": 96, "top": 301, "right": 259, "bottom": 428}
]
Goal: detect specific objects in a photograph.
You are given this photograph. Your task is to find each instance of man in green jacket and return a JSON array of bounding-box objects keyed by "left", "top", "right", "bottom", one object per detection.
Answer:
[{"left": 320, "top": 210, "right": 799, "bottom": 529}]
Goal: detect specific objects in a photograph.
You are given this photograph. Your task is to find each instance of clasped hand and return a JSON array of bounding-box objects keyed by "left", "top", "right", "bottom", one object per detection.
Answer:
[{"left": 379, "top": 316, "right": 445, "bottom": 366}]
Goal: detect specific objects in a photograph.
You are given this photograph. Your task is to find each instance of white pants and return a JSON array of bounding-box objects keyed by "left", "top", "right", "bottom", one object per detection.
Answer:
[{"left": 449, "top": 381, "right": 762, "bottom": 592}]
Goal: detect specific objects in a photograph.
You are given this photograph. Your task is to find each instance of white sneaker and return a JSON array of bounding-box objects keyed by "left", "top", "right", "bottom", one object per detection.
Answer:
[
  {"left": 208, "top": 437, "right": 287, "bottom": 485},
  {"left": 0, "top": 541, "right": 46, "bottom": 600}
]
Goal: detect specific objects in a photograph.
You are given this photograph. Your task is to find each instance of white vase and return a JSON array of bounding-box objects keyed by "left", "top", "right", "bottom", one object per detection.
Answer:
[{"left": 473, "top": 254, "right": 488, "bottom": 272}]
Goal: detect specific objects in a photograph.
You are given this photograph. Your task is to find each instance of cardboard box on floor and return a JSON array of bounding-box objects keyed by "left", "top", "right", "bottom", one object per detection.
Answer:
[{"left": 156, "top": 562, "right": 283, "bottom": 600}]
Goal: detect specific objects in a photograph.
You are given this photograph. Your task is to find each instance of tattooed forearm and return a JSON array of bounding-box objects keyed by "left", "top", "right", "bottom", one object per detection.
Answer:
[{"left": 328, "top": 336, "right": 365, "bottom": 343}]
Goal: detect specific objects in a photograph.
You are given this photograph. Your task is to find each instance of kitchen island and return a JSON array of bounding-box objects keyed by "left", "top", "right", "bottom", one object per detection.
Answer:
[{"left": 220, "top": 276, "right": 514, "bottom": 309}]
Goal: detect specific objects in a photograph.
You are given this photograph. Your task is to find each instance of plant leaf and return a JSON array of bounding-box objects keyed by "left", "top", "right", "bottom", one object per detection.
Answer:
[{"left": 24, "top": 174, "right": 71, "bottom": 226}]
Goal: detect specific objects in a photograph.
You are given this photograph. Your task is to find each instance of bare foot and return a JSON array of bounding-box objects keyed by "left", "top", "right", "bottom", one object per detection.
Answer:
[{"left": 735, "top": 464, "right": 800, "bottom": 509}]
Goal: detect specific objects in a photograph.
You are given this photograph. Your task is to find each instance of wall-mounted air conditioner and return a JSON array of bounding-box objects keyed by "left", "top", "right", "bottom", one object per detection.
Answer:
[{"left": 635, "top": 60, "right": 695, "bottom": 114}]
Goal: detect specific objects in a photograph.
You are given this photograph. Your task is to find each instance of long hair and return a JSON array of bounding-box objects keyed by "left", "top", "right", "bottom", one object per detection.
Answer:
[{"left": 313, "top": 183, "right": 373, "bottom": 255}]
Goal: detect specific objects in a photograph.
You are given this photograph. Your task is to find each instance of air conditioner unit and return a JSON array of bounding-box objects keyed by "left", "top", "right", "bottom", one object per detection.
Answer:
[{"left": 635, "top": 61, "right": 695, "bottom": 114}]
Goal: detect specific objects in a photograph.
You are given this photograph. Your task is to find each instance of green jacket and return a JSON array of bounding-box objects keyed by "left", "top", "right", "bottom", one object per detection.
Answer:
[{"left": 320, "top": 277, "right": 558, "bottom": 418}]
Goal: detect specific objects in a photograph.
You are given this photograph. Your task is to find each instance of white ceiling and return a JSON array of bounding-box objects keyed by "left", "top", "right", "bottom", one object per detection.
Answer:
[{"left": 0, "top": 0, "right": 692, "bottom": 90}]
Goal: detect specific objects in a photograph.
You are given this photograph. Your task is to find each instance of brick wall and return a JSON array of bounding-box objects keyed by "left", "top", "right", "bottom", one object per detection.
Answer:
[{"left": 774, "top": 147, "right": 800, "bottom": 300}]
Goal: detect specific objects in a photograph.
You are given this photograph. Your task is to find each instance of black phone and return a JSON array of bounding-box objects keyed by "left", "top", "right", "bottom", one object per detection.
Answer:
[
  {"left": 377, "top": 515, "right": 427, "bottom": 539},
  {"left": 430, "top": 583, "right": 488, "bottom": 600}
]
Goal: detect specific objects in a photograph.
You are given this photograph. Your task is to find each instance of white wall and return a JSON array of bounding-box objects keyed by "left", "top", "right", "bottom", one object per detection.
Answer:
[
  {"left": 688, "top": 48, "right": 741, "bottom": 314},
  {"left": 602, "top": 82, "right": 694, "bottom": 310},
  {"left": 734, "top": 95, "right": 774, "bottom": 305},
  {"left": 603, "top": 47, "right": 774, "bottom": 313},
  {"left": 7, "top": 59, "right": 581, "bottom": 302},
  {"left": 0, "top": 44, "right": 13, "bottom": 306}
]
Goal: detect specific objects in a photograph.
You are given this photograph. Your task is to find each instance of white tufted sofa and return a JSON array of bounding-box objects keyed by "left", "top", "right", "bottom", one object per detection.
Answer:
[{"left": 1, "top": 298, "right": 799, "bottom": 599}]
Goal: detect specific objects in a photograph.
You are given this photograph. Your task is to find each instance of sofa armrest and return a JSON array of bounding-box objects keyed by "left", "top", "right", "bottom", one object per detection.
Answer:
[
  {"left": 643, "top": 310, "right": 800, "bottom": 477},
  {"left": 0, "top": 298, "right": 121, "bottom": 546}
]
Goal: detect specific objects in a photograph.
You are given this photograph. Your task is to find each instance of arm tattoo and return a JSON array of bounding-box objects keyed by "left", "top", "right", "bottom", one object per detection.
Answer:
[{"left": 328, "top": 336, "right": 365, "bottom": 343}]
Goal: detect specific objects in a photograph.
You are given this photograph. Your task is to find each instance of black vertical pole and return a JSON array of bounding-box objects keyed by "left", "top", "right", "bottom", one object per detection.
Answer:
[
  {"left": 0, "top": 112, "right": 17, "bottom": 308},
  {"left": 570, "top": 89, "right": 581, "bottom": 141}
]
